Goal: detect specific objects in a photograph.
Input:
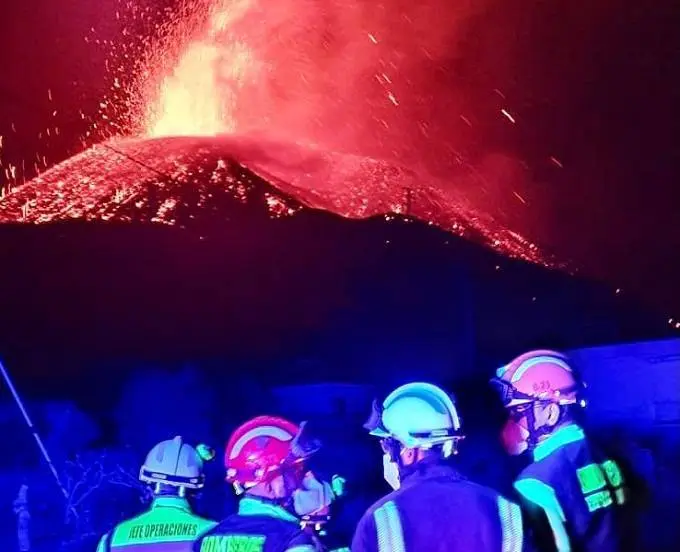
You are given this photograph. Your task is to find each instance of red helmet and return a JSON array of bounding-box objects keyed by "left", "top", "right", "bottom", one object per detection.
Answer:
[
  {"left": 492, "top": 350, "right": 581, "bottom": 407},
  {"left": 225, "top": 416, "right": 320, "bottom": 491}
]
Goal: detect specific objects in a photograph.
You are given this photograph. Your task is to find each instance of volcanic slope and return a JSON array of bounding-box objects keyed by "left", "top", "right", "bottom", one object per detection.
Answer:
[{"left": 0, "top": 135, "right": 552, "bottom": 267}]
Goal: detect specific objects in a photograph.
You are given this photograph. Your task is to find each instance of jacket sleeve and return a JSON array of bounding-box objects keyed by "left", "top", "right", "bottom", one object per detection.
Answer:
[
  {"left": 515, "top": 478, "right": 570, "bottom": 552},
  {"left": 353, "top": 500, "right": 407, "bottom": 552}
]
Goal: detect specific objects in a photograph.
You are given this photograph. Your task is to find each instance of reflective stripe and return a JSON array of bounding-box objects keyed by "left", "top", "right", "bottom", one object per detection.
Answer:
[
  {"left": 230, "top": 425, "right": 294, "bottom": 457},
  {"left": 373, "top": 501, "right": 406, "bottom": 552},
  {"left": 497, "top": 496, "right": 524, "bottom": 552},
  {"left": 286, "top": 546, "right": 317, "bottom": 552},
  {"left": 533, "top": 425, "right": 585, "bottom": 462},
  {"left": 511, "top": 356, "right": 573, "bottom": 383},
  {"left": 239, "top": 497, "right": 299, "bottom": 523},
  {"left": 515, "top": 478, "right": 571, "bottom": 552},
  {"left": 113, "top": 543, "right": 193, "bottom": 551}
]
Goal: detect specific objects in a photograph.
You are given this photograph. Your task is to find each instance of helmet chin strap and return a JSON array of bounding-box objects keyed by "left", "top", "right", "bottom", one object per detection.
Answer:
[
  {"left": 154, "top": 483, "right": 186, "bottom": 497},
  {"left": 524, "top": 406, "right": 541, "bottom": 449},
  {"left": 524, "top": 401, "right": 563, "bottom": 449},
  {"left": 390, "top": 441, "right": 449, "bottom": 481}
]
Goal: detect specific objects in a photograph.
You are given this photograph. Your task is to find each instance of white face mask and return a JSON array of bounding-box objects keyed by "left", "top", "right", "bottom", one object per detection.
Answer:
[
  {"left": 292, "top": 472, "right": 334, "bottom": 516},
  {"left": 382, "top": 453, "right": 401, "bottom": 490}
]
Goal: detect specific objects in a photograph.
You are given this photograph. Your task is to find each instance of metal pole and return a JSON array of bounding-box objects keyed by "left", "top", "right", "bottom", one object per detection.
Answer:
[{"left": 0, "top": 359, "right": 68, "bottom": 498}]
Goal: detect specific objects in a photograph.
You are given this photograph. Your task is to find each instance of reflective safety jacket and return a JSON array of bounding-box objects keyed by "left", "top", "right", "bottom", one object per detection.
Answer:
[
  {"left": 351, "top": 462, "right": 525, "bottom": 552},
  {"left": 96, "top": 496, "right": 217, "bottom": 551},
  {"left": 514, "top": 424, "right": 627, "bottom": 552},
  {"left": 193, "top": 497, "right": 323, "bottom": 552}
]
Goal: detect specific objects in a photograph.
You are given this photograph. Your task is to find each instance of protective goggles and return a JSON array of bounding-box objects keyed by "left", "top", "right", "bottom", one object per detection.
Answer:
[
  {"left": 364, "top": 400, "right": 387, "bottom": 435},
  {"left": 506, "top": 402, "right": 533, "bottom": 420},
  {"left": 489, "top": 378, "right": 536, "bottom": 407},
  {"left": 289, "top": 421, "right": 323, "bottom": 461}
]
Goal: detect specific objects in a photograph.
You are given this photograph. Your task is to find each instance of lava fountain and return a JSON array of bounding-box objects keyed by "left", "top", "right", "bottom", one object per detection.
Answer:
[
  {"left": 144, "top": 0, "right": 256, "bottom": 137},
  {"left": 139, "top": 0, "right": 494, "bottom": 160}
]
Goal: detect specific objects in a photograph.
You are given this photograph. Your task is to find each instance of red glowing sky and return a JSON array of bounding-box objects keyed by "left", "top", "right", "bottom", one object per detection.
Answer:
[{"left": 0, "top": 0, "right": 678, "bottom": 317}]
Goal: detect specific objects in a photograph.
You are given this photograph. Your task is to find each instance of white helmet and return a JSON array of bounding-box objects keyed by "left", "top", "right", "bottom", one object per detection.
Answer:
[
  {"left": 139, "top": 436, "right": 205, "bottom": 490},
  {"left": 365, "top": 382, "right": 463, "bottom": 449}
]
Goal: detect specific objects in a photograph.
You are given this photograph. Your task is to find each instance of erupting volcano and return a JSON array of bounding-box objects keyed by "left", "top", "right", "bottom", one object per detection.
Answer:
[
  {"left": 0, "top": 0, "right": 675, "bottom": 370},
  {"left": 1, "top": 0, "right": 558, "bottom": 268}
]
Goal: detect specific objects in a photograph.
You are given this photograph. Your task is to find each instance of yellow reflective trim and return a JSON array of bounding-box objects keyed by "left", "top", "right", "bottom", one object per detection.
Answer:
[
  {"left": 602, "top": 460, "right": 623, "bottom": 487},
  {"left": 576, "top": 463, "right": 606, "bottom": 495},
  {"left": 584, "top": 489, "right": 613, "bottom": 512}
]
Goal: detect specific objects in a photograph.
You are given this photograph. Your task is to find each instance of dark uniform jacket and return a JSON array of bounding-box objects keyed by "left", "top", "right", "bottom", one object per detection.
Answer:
[
  {"left": 96, "top": 496, "right": 216, "bottom": 552},
  {"left": 194, "top": 497, "right": 322, "bottom": 552},
  {"left": 514, "top": 424, "right": 627, "bottom": 552},
  {"left": 351, "top": 462, "right": 525, "bottom": 552}
]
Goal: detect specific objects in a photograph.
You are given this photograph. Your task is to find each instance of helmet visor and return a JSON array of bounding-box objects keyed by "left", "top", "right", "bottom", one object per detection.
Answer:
[
  {"left": 289, "top": 421, "right": 322, "bottom": 460},
  {"left": 364, "top": 399, "right": 390, "bottom": 436},
  {"left": 491, "top": 377, "right": 582, "bottom": 406}
]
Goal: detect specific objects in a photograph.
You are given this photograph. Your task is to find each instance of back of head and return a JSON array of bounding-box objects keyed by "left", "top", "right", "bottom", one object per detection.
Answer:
[
  {"left": 367, "top": 382, "right": 464, "bottom": 454},
  {"left": 491, "top": 350, "right": 587, "bottom": 452},
  {"left": 224, "top": 415, "right": 337, "bottom": 530},
  {"left": 365, "top": 382, "right": 465, "bottom": 490},
  {"left": 225, "top": 416, "right": 304, "bottom": 497}
]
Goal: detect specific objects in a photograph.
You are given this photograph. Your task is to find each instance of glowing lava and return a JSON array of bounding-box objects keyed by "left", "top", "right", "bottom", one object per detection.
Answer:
[
  {"left": 134, "top": 0, "right": 493, "bottom": 160},
  {"left": 0, "top": 135, "right": 555, "bottom": 268},
  {"left": 145, "top": 0, "right": 256, "bottom": 137},
  {"left": 148, "top": 42, "right": 226, "bottom": 137}
]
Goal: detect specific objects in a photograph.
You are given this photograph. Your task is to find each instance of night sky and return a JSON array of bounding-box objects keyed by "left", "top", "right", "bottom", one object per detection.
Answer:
[{"left": 1, "top": 0, "right": 679, "bottom": 317}]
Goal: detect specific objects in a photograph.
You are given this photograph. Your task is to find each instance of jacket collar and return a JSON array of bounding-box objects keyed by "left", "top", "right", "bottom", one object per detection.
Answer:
[
  {"left": 150, "top": 496, "right": 191, "bottom": 512},
  {"left": 400, "top": 460, "right": 464, "bottom": 489},
  {"left": 533, "top": 423, "right": 585, "bottom": 462},
  {"left": 238, "top": 497, "right": 299, "bottom": 523}
]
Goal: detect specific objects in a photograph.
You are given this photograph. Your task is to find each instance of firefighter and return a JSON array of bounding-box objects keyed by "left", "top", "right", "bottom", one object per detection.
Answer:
[
  {"left": 195, "top": 416, "right": 339, "bottom": 552},
  {"left": 97, "top": 436, "right": 216, "bottom": 551},
  {"left": 352, "top": 382, "right": 525, "bottom": 551},
  {"left": 491, "top": 350, "right": 628, "bottom": 551}
]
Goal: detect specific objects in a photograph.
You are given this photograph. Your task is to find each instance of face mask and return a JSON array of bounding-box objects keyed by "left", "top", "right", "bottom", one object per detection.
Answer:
[
  {"left": 292, "top": 472, "right": 334, "bottom": 516},
  {"left": 501, "top": 418, "right": 529, "bottom": 456},
  {"left": 382, "top": 453, "right": 401, "bottom": 490}
]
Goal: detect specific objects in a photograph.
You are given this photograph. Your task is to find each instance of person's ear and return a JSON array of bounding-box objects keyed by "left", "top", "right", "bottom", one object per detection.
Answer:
[
  {"left": 400, "top": 447, "right": 417, "bottom": 466},
  {"left": 547, "top": 403, "right": 561, "bottom": 427}
]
